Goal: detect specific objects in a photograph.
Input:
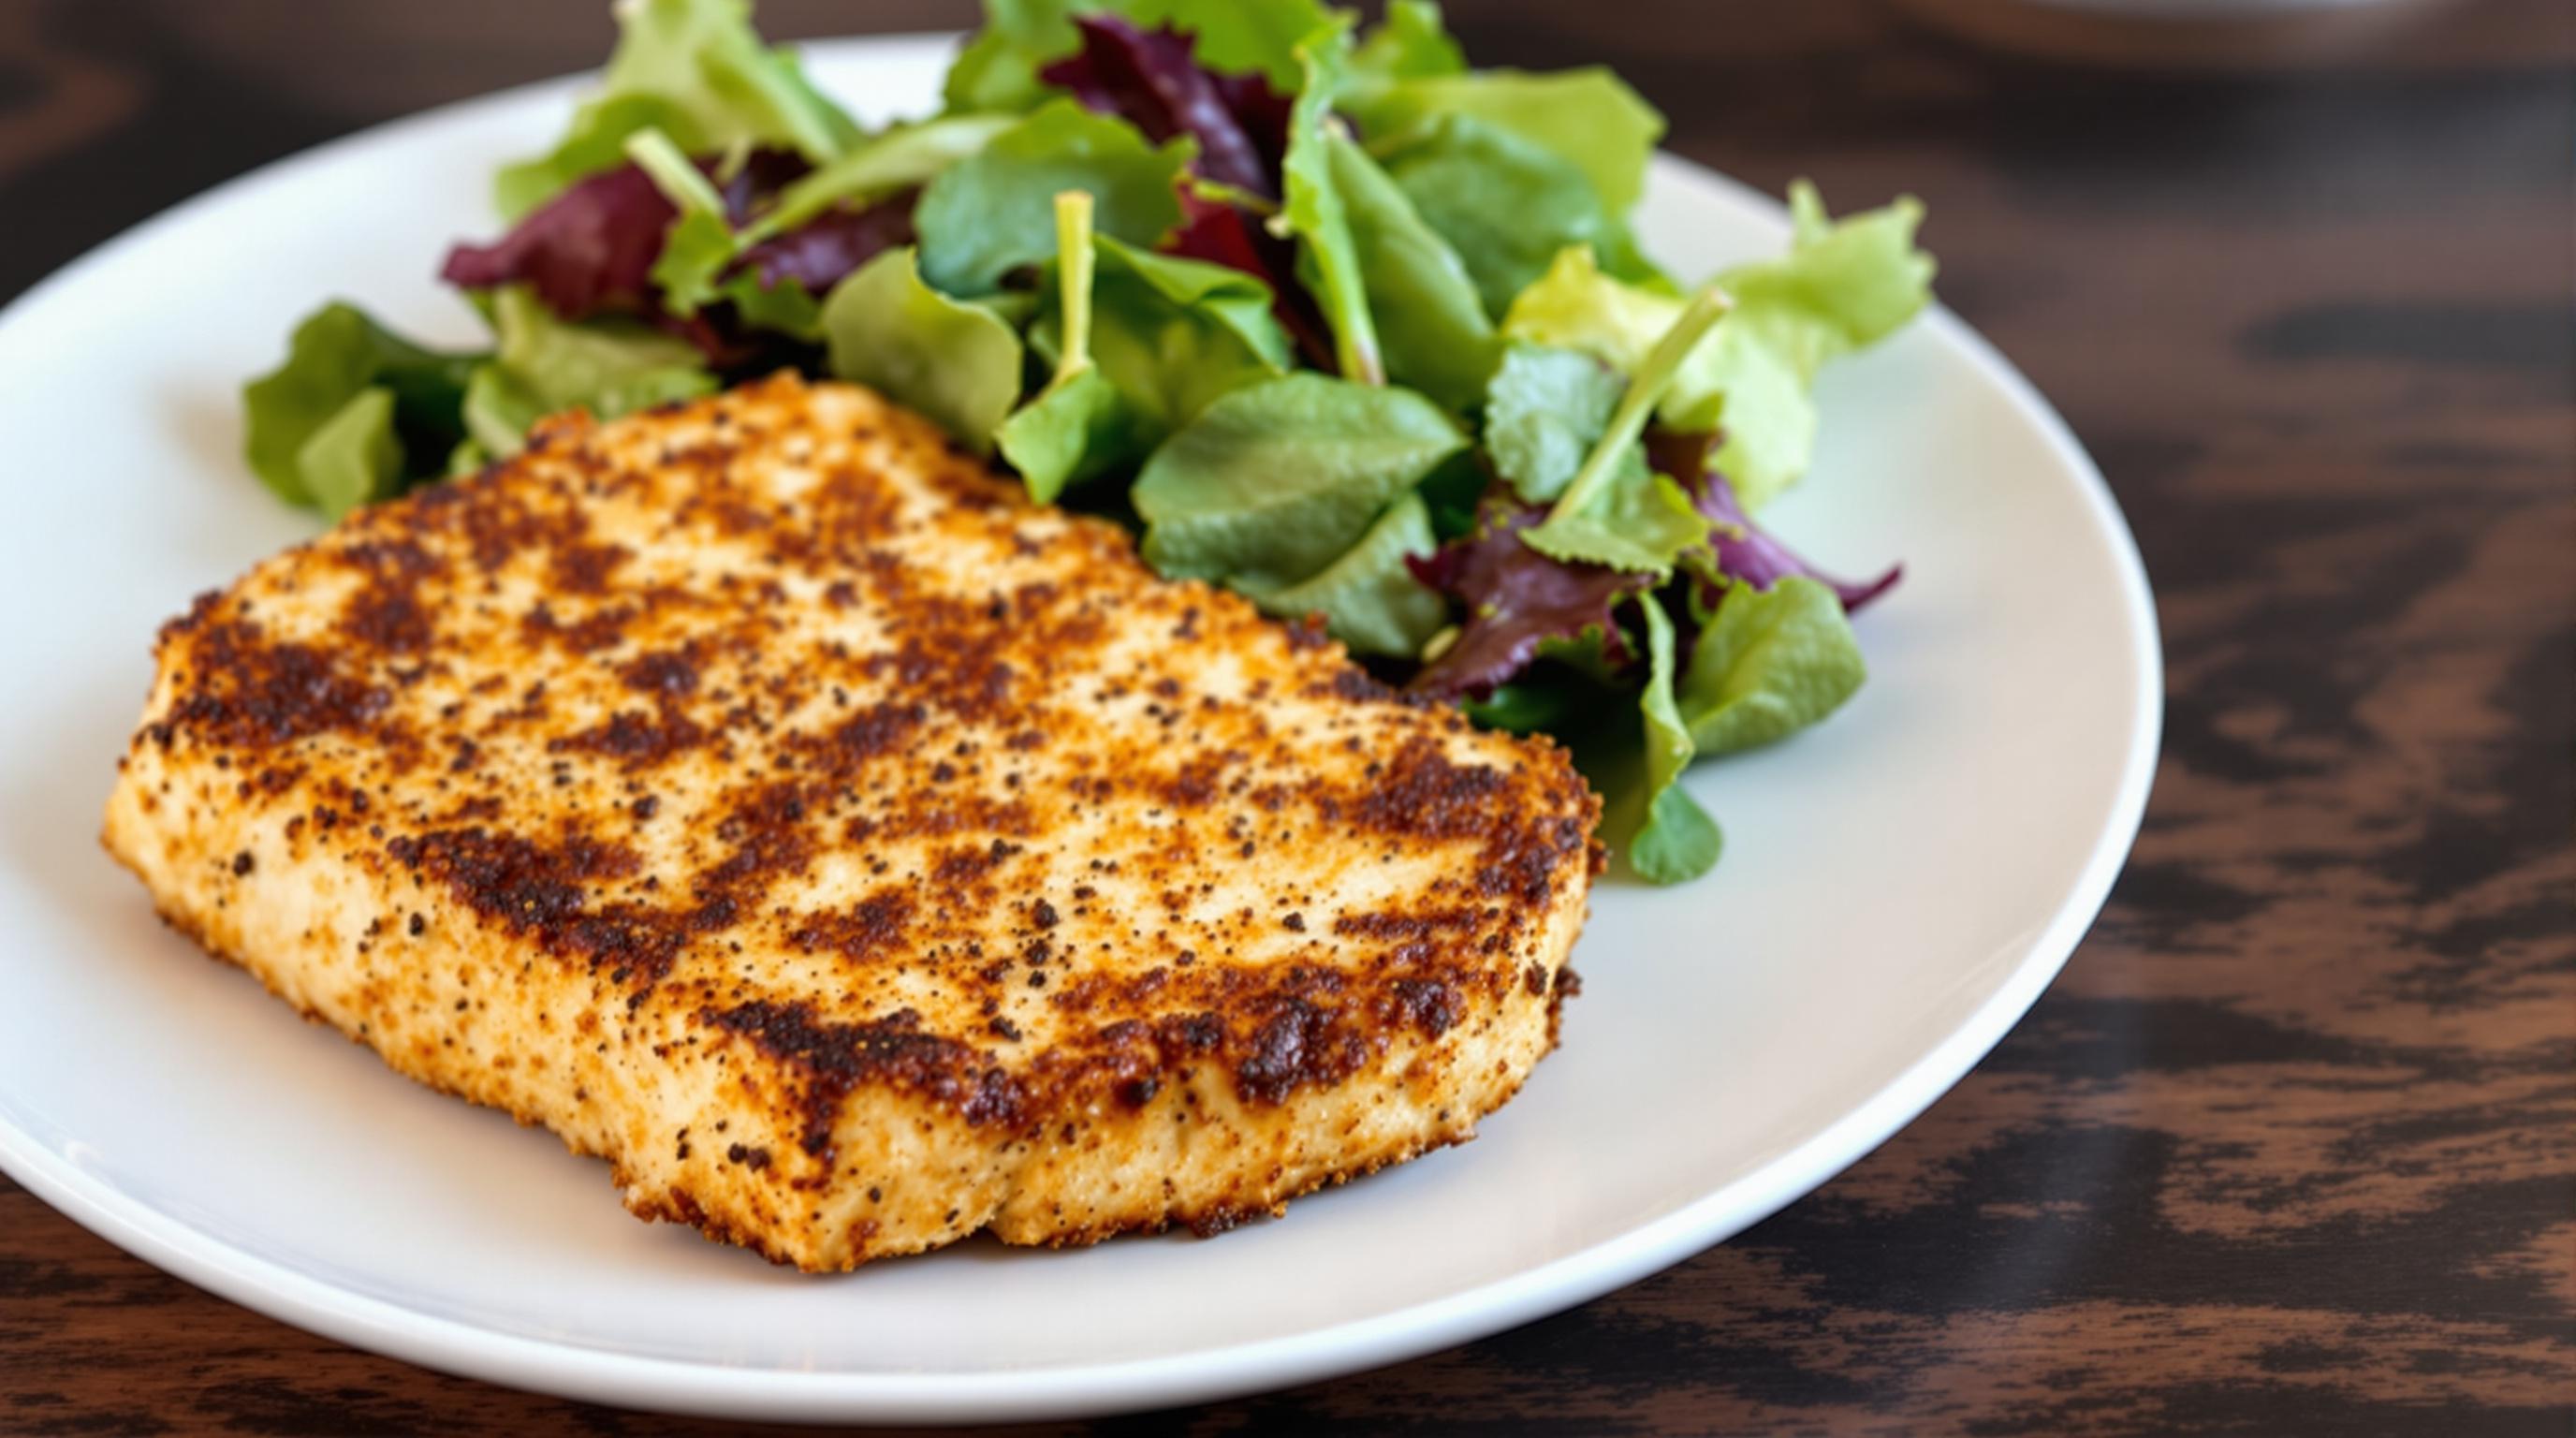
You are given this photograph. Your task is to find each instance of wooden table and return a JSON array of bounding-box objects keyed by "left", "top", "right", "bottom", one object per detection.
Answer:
[{"left": 3, "top": 2, "right": 2568, "bottom": 1431}]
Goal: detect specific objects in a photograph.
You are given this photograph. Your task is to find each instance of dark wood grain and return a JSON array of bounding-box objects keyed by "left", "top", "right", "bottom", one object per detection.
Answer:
[{"left": 3, "top": 1, "right": 2569, "bottom": 1432}]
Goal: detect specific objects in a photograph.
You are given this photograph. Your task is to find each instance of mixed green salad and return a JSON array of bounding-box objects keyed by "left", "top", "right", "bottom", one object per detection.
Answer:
[{"left": 242, "top": 0, "right": 1935, "bottom": 885}]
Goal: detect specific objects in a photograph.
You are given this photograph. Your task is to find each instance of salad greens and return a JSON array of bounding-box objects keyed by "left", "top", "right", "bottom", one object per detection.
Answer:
[
  {"left": 913, "top": 99, "right": 1195, "bottom": 296},
  {"left": 494, "top": 0, "right": 860, "bottom": 218},
  {"left": 820, "top": 247, "right": 1025, "bottom": 452},
  {"left": 237, "top": 0, "right": 1936, "bottom": 884},
  {"left": 242, "top": 302, "right": 479, "bottom": 515}
]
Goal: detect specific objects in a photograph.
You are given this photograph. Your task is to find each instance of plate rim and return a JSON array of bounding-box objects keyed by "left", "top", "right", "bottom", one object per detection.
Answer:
[{"left": 0, "top": 32, "right": 2162, "bottom": 1425}]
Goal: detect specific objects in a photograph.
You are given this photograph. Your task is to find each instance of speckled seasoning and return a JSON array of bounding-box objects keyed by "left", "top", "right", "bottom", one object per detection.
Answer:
[{"left": 101, "top": 375, "right": 1602, "bottom": 1270}]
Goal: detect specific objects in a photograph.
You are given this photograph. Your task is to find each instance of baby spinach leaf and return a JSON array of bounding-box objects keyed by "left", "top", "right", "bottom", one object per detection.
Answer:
[
  {"left": 1341, "top": 66, "right": 1662, "bottom": 213},
  {"left": 1237, "top": 492, "right": 1447, "bottom": 657},
  {"left": 496, "top": 0, "right": 857, "bottom": 218},
  {"left": 1375, "top": 112, "right": 1665, "bottom": 318},
  {"left": 915, "top": 98, "right": 1194, "bottom": 295},
  {"left": 1276, "top": 21, "right": 1383, "bottom": 385},
  {"left": 1483, "top": 342, "right": 1622, "bottom": 504},
  {"left": 1041, "top": 236, "right": 1289, "bottom": 443},
  {"left": 1610, "top": 596, "right": 1722, "bottom": 884},
  {"left": 998, "top": 369, "right": 1129, "bottom": 503},
  {"left": 1133, "top": 372, "right": 1465, "bottom": 587},
  {"left": 1325, "top": 132, "right": 1497, "bottom": 411},
  {"left": 823, "top": 246, "right": 1028, "bottom": 453},
  {"left": 242, "top": 302, "right": 483, "bottom": 508},
  {"left": 1677, "top": 576, "right": 1867, "bottom": 756}
]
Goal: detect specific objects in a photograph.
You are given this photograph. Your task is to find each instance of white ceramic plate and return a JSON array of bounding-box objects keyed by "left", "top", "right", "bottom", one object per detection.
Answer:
[{"left": 0, "top": 35, "right": 2158, "bottom": 1425}]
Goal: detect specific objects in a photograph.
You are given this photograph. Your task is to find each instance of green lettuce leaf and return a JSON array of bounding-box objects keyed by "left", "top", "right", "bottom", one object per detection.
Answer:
[
  {"left": 1133, "top": 0, "right": 1334, "bottom": 90},
  {"left": 944, "top": 0, "right": 1078, "bottom": 114},
  {"left": 914, "top": 98, "right": 1194, "bottom": 295},
  {"left": 298, "top": 387, "right": 404, "bottom": 521},
  {"left": 1483, "top": 342, "right": 1622, "bottom": 504},
  {"left": 1276, "top": 21, "right": 1382, "bottom": 385},
  {"left": 997, "top": 368, "right": 1128, "bottom": 503},
  {"left": 1325, "top": 132, "right": 1497, "bottom": 411},
  {"left": 631, "top": 125, "right": 828, "bottom": 339},
  {"left": 1520, "top": 283, "right": 1732, "bottom": 575},
  {"left": 1352, "top": 0, "right": 1466, "bottom": 82},
  {"left": 489, "top": 285, "right": 715, "bottom": 414},
  {"left": 625, "top": 126, "right": 739, "bottom": 315},
  {"left": 748, "top": 113, "right": 1017, "bottom": 242},
  {"left": 719, "top": 271, "right": 826, "bottom": 338},
  {"left": 1618, "top": 596, "right": 1723, "bottom": 883},
  {"left": 1375, "top": 112, "right": 1667, "bottom": 317},
  {"left": 1502, "top": 183, "right": 1935, "bottom": 509},
  {"left": 944, "top": 0, "right": 1330, "bottom": 113},
  {"left": 461, "top": 363, "right": 547, "bottom": 460},
  {"left": 1517, "top": 451, "right": 1704, "bottom": 575},
  {"left": 1459, "top": 678, "right": 1586, "bottom": 735},
  {"left": 494, "top": 93, "right": 698, "bottom": 222},
  {"left": 1677, "top": 575, "right": 1867, "bottom": 756},
  {"left": 495, "top": 0, "right": 859, "bottom": 218},
  {"left": 1341, "top": 66, "right": 1663, "bottom": 213},
  {"left": 241, "top": 301, "right": 482, "bottom": 508},
  {"left": 1237, "top": 491, "right": 1447, "bottom": 657},
  {"left": 455, "top": 286, "right": 718, "bottom": 461},
  {"left": 998, "top": 192, "right": 1140, "bottom": 502},
  {"left": 650, "top": 207, "right": 739, "bottom": 316},
  {"left": 822, "top": 246, "right": 1028, "bottom": 452},
  {"left": 1032, "top": 236, "right": 1289, "bottom": 447},
  {"left": 1501, "top": 243, "right": 1684, "bottom": 370},
  {"left": 1133, "top": 371, "right": 1465, "bottom": 587}
]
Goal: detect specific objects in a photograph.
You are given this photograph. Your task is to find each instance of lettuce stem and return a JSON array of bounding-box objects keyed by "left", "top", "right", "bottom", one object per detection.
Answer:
[
  {"left": 1052, "top": 189, "right": 1097, "bottom": 385},
  {"left": 623, "top": 127, "right": 728, "bottom": 218},
  {"left": 1544, "top": 282, "right": 1731, "bottom": 523}
]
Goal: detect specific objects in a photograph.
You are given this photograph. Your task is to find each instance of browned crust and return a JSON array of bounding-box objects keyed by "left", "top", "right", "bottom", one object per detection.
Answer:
[{"left": 104, "top": 374, "right": 1599, "bottom": 1267}]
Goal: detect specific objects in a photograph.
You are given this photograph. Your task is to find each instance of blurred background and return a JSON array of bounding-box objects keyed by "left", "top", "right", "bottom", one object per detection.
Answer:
[{"left": 0, "top": 2, "right": 2568, "bottom": 1433}]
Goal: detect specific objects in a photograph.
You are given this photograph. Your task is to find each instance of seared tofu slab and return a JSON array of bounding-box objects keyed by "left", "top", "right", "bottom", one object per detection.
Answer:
[{"left": 104, "top": 375, "right": 1598, "bottom": 1269}]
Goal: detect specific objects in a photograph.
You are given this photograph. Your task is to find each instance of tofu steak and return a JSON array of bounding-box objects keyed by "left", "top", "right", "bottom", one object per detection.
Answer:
[{"left": 103, "top": 374, "right": 1598, "bottom": 1269}]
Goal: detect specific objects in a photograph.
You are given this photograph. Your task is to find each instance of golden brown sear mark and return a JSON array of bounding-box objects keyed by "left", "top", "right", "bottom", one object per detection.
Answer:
[{"left": 103, "top": 374, "right": 1600, "bottom": 1269}]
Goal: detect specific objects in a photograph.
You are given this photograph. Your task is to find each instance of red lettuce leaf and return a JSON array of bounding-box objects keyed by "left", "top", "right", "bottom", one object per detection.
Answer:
[
  {"left": 1647, "top": 430, "right": 1901, "bottom": 612},
  {"left": 442, "top": 161, "right": 675, "bottom": 320},
  {"left": 1041, "top": 18, "right": 1324, "bottom": 369},
  {"left": 441, "top": 147, "right": 912, "bottom": 363},
  {"left": 1164, "top": 190, "right": 1339, "bottom": 372},
  {"left": 1406, "top": 492, "right": 1650, "bottom": 699},
  {"left": 1040, "top": 14, "right": 1289, "bottom": 199},
  {"left": 735, "top": 186, "right": 919, "bottom": 293}
]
